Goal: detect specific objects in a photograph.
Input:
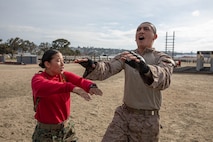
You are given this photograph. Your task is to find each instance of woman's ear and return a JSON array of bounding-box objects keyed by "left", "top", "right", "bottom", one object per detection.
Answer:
[{"left": 44, "top": 61, "right": 50, "bottom": 68}]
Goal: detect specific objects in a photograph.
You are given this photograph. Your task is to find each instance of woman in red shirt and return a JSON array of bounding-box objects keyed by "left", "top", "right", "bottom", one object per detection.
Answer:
[{"left": 31, "top": 49, "right": 102, "bottom": 142}]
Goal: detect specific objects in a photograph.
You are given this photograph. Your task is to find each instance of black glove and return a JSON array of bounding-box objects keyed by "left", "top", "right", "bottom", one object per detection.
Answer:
[
  {"left": 125, "top": 51, "right": 150, "bottom": 74},
  {"left": 79, "top": 58, "right": 94, "bottom": 68},
  {"left": 78, "top": 58, "right": 96, "bottom": 78}
]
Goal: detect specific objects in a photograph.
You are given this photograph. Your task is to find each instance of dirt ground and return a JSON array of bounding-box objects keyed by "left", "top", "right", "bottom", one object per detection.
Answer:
[{"left": 0, "top": 63, "right": 212, "bottom": 142}]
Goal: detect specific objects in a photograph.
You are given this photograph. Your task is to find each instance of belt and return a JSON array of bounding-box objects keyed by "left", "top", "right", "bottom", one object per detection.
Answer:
[
  {"left": 37, "top": 120, "right": 67, "bottom": 130},
  {"left": 122, "top": 104, "right": 159, "bottom": 116}
]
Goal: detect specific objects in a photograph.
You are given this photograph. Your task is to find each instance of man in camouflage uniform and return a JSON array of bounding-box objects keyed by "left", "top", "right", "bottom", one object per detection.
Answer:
[{"left": 75, "top": 22, "right": 175, "bottom": 142}]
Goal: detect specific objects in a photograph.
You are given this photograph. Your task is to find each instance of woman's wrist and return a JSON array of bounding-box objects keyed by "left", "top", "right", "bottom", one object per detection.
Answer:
[{"left": 90, "top": 84, "right": 97, "bottom": 88}]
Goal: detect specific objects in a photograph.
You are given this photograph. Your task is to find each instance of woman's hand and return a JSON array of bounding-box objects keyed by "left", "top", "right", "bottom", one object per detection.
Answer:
[
  {"left": 72, "top": 87, "right": 91, "bottom": 101},
  {"left": 89, "top": 88, "right": 103, "bottom": 96}
]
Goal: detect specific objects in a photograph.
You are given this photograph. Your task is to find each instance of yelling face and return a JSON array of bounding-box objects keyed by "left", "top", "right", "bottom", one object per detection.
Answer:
[
  {"left": 44, "top": 52, "right": 65, "bottom": 76},
  {"left": 135, "top": 23, "right": 157, "bottom": 49}
]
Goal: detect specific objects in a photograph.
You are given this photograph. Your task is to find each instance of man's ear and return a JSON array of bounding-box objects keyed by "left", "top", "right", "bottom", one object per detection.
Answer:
[{"left": 153, "top": 34, "right": 158, "bottom": 40}]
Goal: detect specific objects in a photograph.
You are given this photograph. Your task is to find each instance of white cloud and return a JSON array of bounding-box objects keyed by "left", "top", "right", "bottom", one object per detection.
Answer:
[{"left": 192, "top": 10, "right": 200, "bottom": 16}]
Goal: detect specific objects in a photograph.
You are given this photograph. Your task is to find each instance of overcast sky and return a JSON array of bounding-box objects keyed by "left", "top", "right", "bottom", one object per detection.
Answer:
[{"left": 0, "top": 0, "right": 213, "bottom": 52}]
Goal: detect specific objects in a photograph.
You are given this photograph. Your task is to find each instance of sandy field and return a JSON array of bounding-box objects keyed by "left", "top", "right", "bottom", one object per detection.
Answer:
[{"left": 0, "top": 63, "right": 213, "bottom": 142}]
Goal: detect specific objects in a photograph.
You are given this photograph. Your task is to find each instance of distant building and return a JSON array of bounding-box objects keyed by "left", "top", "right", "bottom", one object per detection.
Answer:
[
  {"left": 16, "top": 53, "right": 38, "bottom": 64},
  {"left": 0, "top": 55, "right": 5, "bottom": 62}
]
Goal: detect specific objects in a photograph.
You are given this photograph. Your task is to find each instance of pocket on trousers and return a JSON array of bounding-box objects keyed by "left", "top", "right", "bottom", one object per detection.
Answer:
[
  {"left": 129, "top": 116, "right": 151, "bottom": 133},
  {"left": 32, "top": 125, "right": 61, "bottom": 142},
  {"left": 63, "top": 120, "right": 78, "bottom": 142},
  {"left": 32, "top": 125, "right": 53, "bottom": 141},
  {"left": 141, "top": 115, "right": 160, "bottom": 136},
  {"left": 149, "top": 115, "right": 160, "bottom": 135}
]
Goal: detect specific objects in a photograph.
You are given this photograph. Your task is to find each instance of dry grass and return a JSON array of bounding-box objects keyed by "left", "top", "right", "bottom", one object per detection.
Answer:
[{"left": 0, "top": 63, "right": 212, "bottom": 142}]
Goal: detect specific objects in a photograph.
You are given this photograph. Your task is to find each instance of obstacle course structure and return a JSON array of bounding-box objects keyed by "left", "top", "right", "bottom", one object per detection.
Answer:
[{"left": 196, "top": 51, "right": 213, "bottom": 72}]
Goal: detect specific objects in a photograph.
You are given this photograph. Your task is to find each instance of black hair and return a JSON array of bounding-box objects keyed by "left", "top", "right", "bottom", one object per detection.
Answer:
[{"left": 39, "top": 49, "right": 60, "bottom": 68}]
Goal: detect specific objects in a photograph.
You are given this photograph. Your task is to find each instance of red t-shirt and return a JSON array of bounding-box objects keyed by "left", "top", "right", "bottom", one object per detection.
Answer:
[{"left": 31, "top": 71, "right": 93, "bottom": 124}]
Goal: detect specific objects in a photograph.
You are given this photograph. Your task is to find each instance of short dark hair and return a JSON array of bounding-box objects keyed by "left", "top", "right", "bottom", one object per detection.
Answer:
[
  {"left": 140, "top": 22, "right": 157, "bottom": 34},
  {"left": 39, "top": 49, "right": 60, "bottom": 68}
]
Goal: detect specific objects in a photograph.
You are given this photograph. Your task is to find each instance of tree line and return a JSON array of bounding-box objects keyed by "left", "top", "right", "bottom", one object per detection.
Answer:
[{"left": 0, "top": 37, "right": 81, "bottom": 59}]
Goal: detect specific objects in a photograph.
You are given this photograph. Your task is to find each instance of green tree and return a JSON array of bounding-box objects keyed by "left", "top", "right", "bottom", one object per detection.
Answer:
[
  {"left": 52, "top": 38, "right": 75, "bottom": 56},
  {"left": 60, "top": 47, "right": 74, "bottom": 56},
  {"left": 52, "top": 38, "right": 70, "bottom": 50},
  {"left": 0, "top": 39, "right": 7, "bottom": 55},
  {"left": 21, "top": 40, "right": 37, "bottom": 53},
  {"left": 74, "top": 50, "right": 81, "bottom": 56},
  {"left": 6, "top": 37, "right": 23, "bottom": 59},
  {"left": 39, "top": 42, "right": 52, "bottom": 54}
]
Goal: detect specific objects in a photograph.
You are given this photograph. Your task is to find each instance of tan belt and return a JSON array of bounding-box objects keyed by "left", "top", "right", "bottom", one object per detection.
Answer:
[
  {"left": 37, "top": 120, "right": 67, "bottom": 130},
  {"left": 122, "top": 104, "right": 159, "bottom": 116}
]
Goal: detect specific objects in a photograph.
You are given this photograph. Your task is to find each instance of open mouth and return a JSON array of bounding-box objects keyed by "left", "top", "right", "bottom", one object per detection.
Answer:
[{"left": 139, "top": 36, "right": 144, "bottom": 40}]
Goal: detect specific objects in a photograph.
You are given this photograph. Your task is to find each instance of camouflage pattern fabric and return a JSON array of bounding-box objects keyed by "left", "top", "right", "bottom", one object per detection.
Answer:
[
  {"left": 101, "top": 105, "right": 160, "bottom": 142},
  {"left": 32, "top": 119, "right": 78, "bottom": 142}
]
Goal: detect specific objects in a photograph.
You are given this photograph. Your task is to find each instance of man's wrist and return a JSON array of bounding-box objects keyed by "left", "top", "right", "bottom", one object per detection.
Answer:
[{"left": 144, "top": 70, "right": 151, "bottom": 76}]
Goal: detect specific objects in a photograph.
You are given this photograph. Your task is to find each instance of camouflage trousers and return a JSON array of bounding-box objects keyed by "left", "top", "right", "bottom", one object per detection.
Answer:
[
  {"left": 102, "top": 104, "right": 160, "bottom": 142},
  {"left": 32, "top": 118, "right": 78, "bottom": 142}
]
